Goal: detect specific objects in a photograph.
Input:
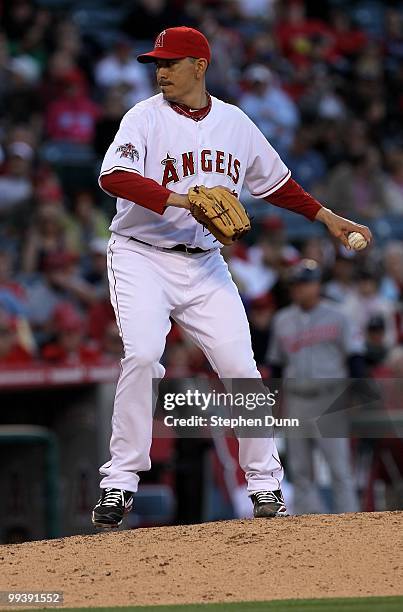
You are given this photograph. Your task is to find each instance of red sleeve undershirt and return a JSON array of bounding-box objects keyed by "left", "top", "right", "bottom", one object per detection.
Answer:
[
  {"left": 99, "top": 171, "right": 322, "bottom": 221},
  {"left": 100, "top": 170, "right": 170, "bottom": 215},
  {"left": 263, "top": 178, "right": 322, "bottom": 221}
]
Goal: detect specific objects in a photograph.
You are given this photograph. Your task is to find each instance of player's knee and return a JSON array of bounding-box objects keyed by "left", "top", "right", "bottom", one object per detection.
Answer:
[{"left": 123, "top": 344, "right": 164, "bottom": 367}]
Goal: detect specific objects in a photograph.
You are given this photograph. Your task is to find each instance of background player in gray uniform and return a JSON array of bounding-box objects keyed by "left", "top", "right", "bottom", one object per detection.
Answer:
[{"left": 268, "top": 259, "right": 366, "bottom": 514}]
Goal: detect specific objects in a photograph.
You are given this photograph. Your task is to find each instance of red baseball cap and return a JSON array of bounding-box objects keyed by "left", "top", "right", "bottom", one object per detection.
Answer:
[{"left": 137, "top": 26, "right": 211, "bottom": 64}]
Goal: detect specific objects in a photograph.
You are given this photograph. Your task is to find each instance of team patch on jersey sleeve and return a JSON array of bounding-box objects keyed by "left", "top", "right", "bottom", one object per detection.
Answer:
[{"left": 116, "top": 143, "right": 140, "bottom": 163}]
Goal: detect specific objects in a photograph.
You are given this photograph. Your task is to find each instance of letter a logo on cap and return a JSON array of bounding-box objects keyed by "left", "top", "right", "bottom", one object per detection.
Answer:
[
  {"left": 155, "top": 30, "right": 166, "bottom": 48},
  {"left": 137, "top": 27, "right": 212, "bottom": 64}
]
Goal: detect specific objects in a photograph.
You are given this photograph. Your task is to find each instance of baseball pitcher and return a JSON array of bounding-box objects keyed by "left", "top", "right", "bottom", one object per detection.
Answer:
[{"left": 92, "top": 27, "right": 371, "bottom": 528}]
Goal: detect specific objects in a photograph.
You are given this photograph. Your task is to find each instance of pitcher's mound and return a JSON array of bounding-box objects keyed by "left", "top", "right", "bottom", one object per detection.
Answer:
[{"left": 1, "top": 511, "right": 402, "bottom": 608}]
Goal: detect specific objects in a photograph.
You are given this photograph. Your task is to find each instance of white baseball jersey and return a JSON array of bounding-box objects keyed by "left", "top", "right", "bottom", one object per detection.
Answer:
[{"left": 99, "top": 93, "right": 290, "bottom": 249}]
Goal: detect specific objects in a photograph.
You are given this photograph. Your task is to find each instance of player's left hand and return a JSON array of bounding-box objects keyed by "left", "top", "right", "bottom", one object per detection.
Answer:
[
  {"left": 315, "top": 207, "right": 372, "bottom": 249},
  {"left": 188, "top": 185, "right": 251, "bottom": 245}
]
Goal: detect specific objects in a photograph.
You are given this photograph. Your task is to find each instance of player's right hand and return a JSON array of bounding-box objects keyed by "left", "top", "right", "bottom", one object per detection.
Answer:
[{"left": 315, "top": 207, "right": 372, "bottom": 250}]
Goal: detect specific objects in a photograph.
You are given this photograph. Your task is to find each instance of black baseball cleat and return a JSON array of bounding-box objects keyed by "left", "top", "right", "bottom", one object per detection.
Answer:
[
  {"left": 250, "top": 489, "right": 288, "bottom": 518},
  {"left": 92, "top": 488, "right": 133, "bottom": 529}
]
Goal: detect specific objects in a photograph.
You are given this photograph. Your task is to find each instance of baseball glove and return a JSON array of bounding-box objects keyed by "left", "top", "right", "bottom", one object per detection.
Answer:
[{"left": 188, "top": 185, "right": 251, "bottom": 246}]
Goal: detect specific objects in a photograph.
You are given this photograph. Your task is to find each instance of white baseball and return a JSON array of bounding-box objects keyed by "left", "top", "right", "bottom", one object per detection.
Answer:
[{"left": 348, "top": 231, "right": 368, "bottom": 251}]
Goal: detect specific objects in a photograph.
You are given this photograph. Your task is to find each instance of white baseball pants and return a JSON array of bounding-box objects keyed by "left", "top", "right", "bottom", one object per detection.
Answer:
[{"left": 99, "top": 233, "right": 284, "bottom": 494}]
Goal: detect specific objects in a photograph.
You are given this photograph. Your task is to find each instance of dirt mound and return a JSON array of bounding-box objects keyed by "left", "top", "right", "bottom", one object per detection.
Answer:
[{"left": 1, "top": 512, "right": 402, "bottom": 609}]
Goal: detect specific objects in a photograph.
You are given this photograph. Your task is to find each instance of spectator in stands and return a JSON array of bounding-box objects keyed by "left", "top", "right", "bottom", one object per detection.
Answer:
[
  {"left": 238, "top": 0, "right": 276, "bottom": 22},
  {"left": 0, "top": 249, "right": 24, "bottom": 300},
  {"left": 226, "top": 242, "right": 271, "bottom": 301},
  {"left": 365, "top": 315, "right": 389, "bottom": 372},
  {"left": 198, "top": 14, "right": 243, "bottom": 99},
  {"left": 42, "top": 302, "right": 100, "bottom": 366},
  {"left": 342, "top": 119, "right": 372, "bottom": 159},
  {"left": 93, "top": 87, "right": 127, "bottom": 159},
  {"left": 240, "top": 64, "right": 299, "bottom": 153},
  {"left": 300, "top": 236, "right": 332, "bottom": 269},
  {"left": 64, "top": 191, "right": 109, "bottom": 259},
  {"left": 246, "top": 29, "right": 281, "bottom": 67},
  {"left": 325, "top": 149, "right": 390, "bottom": 219},
  {"left": 330, "top": 10, "right": 368, "bottom": 60},
  {"left": 185, "top": 341, "right": 211, "bottom": 376},
  {"left": 10, "top": 8, "right": 51, "bottom": 72},
  {"left": 3, "top": 0, "right": 37, "bottom": 43},
  {"left": 228, "top": 218, "right": 299, "bottom": 305},
  {"left": 344, "top": 269, "right": 397, "bottom": 349},
  {"left": 5, "top": 54, "right": 41, "bottom": 124},
  {"left": 21, "top": 202, "right": 77, "bottom": 274},
  {"left": 227, "top": 233, "right": 280, "bottom": 301},
  {"left": 350, "top": 44, "right": 386, "bottom": 142},
  {"left": 41, "top": 251, "right": 98, "bottom": 307},
  {"left": 83, "top": 238, "right": 109, "bottom": 297},
  {"left": 164, "top": 341, "right": 194, "bottom": 378},
  {"left": 309, "top": 76, "right": 347, "bottom": 123},
  {"left": 95, "top": 37, "right": 152, "bottom": 108},
  {"left": 0, "top": 142, "right": 34, "bottom": 216},
  {"left": 33, "top": 164, "right": 63, "bottom": 204},
  {"left": 324, "top": 250, "right": 357, "bottom": 304},
  {"left": 40, "top": 50, "right": 86, "bottom": 108},
  {"left": 380, "top": 241, "right": 403, "bottom": 303},
  {"left": 353, "top": 40, "right": 384, "bottom": 83},
  {"left": 0, "top": 247, "right": 36, "bottom": 355},
  {"left": 275, "top": 0, "right": 335, "bottom": 68},
  {"left": 384, "top": 151, "right": 403, "bottom": 213},
  {"left": 0, "top": 32, "right": 10, "bottom": 113},
  {"left": 0, "top": 248, "right": 27, "bottom": 317},
  {"left": 52, "top": 20, "right": 83, "bottom": 68},
  {"left": 122, "top": 0, "right": 177, "bottom": 41},
  {"left": 45, "top": 71, "right": 100, "bottom": 145},
  {"left": 4, "top": 123, "right": 37, "bottom": 151},
  {"left": 284, "top": 126, "right": 326, "bottom": 192},
  {"left": 385, "top": 9, "right": 403, "bottom": 70},
  {"left": 163, "top": 324, "right": 210, "bottom": 376},
  {"left": 0, "top": 309, "right": 33, "bottom": 367},
  {"left": 24, "top": 251, "right": 98, "bottom": 346},
  {"left": 87, "top": 296, "right": 115, "bottom": 345}
]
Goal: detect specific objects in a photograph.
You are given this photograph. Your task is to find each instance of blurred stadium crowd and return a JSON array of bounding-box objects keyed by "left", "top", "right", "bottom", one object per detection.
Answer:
[{"left": 0, "top": 0, "right": 403, "bottom": 377}]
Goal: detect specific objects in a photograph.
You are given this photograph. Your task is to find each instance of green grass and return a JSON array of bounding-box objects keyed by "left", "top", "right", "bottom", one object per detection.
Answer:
[{"left": 21, "top": 595, "right": 403, "bottom": 612}]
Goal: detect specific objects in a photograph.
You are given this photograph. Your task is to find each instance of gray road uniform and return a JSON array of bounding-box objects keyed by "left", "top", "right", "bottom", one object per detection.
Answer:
[{"left": 268, "top": 299, "right": 365, "bottom": 514}]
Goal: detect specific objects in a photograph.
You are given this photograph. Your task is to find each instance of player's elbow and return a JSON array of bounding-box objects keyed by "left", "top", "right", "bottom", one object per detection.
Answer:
[{"left": 99, "top": 173, "right": 116, "bottom": 197}]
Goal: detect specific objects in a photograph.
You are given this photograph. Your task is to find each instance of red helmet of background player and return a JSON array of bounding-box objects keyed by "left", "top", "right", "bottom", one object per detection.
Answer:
[{"left": 137, "top": 26, "right": 211, "bottom": 64}]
